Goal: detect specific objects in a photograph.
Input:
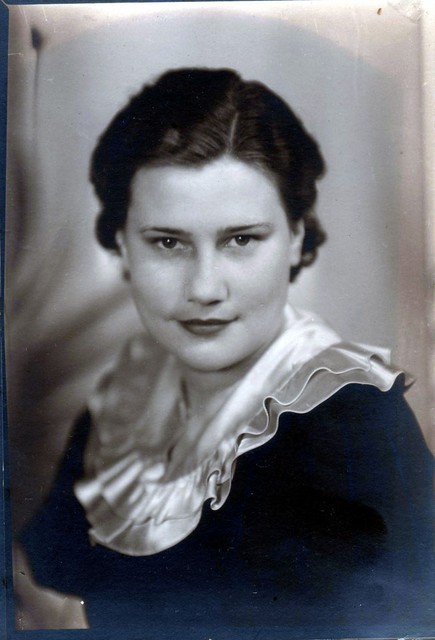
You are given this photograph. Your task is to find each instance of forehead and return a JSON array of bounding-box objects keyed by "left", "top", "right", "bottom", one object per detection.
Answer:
[{"left": 128, "top": 156, "right": 285, "bottom": 228}]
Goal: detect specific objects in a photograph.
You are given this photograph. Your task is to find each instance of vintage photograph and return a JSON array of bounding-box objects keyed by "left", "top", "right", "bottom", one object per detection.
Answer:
[{"left": 4, "top": 1, "right": 434, "bottom": 638}]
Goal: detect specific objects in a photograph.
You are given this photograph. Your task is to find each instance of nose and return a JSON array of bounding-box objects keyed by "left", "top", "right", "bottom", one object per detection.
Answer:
[{"left": 186, "top": 251, "right": 228, "bottom": 306}]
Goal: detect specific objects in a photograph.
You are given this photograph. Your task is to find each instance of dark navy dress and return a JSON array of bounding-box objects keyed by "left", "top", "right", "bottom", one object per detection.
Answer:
[{"left": 21, "top": 382, "right": 434, "bottom": 639}]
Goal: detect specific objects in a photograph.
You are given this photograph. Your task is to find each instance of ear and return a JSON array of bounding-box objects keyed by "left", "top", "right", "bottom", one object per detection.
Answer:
[
  {"left": 289, "top": 221, "right": 305, "bottom": 267},
  {"left": 115, "top": 228, "right": 126, "bottom": 254},
  {"left": 115, "top": 230, "right": 130, "bottom": 276}
]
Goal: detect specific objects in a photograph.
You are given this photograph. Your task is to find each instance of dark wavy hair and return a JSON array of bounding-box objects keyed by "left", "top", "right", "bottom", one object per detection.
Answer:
[{"left": 91, "top": 67, "right": 326, "bottom": 281}]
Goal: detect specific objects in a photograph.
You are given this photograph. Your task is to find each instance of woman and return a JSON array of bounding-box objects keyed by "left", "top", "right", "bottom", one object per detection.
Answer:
[{"left": 17, "top": 68, "right": 433, "bottom": 637}]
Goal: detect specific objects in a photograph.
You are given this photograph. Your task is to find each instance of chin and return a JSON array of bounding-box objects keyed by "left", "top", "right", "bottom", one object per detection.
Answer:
[
  {"left": 180, "top": 357, "right": 238, "bottom": 373},
  {"left": 176, "top": 344, "right": 261, "bottom": 375}
]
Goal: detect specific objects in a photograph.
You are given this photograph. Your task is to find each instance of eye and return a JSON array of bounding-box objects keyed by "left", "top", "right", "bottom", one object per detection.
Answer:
[
  {"left": 235, "top": 235, "right": 251, "bottom": 246},
  {"left": 156, "top": 237, "right": 179, "bottom": 249},
  {"left": 228, "top": 235, "right": 254, "bottom": 247},
  {"left": 145, "top": 234, "right": 189, "bottom": 253}
]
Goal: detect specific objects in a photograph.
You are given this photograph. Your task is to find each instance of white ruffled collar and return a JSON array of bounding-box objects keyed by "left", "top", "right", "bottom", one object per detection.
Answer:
[{"left": 74, "top": 306, "right": 410, "bottom": 556}]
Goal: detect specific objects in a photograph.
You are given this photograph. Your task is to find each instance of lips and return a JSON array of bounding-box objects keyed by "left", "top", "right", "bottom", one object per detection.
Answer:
[{"left": 179, "top": 318, "right": 235, "bottom": 336}]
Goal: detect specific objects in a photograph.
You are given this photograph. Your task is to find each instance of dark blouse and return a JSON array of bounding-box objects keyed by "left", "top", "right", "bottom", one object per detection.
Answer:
[{"left": 21, "top": 383, "right": 434, "bottom": 639}]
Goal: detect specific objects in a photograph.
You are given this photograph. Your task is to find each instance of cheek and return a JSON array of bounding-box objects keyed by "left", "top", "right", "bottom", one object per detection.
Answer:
[
  {"left": 238, "top": 251, "right": 290, "bottom": 308},
  {"left": 129, "top": 265, "right": 181, "bottom": 318}
]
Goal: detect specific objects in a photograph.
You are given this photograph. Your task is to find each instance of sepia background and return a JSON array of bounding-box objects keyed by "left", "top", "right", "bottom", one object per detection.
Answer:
[{"left": 5, "top": 1, "right": 434, "bottom": 533}]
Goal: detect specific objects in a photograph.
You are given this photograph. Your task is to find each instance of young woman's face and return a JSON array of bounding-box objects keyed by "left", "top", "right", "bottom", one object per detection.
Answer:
[{"left": 117, "top": 156, "right": 304, "bottom": 375}]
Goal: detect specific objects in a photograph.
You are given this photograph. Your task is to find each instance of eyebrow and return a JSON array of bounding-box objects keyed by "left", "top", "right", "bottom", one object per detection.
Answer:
[{"left": 139, "top": 223, "right": 274, "bottom": 236}]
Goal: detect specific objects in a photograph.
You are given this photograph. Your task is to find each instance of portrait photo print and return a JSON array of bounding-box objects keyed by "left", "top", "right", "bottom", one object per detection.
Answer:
[{"left": 4, "top": 2, "right": 435, "bottom": 639}]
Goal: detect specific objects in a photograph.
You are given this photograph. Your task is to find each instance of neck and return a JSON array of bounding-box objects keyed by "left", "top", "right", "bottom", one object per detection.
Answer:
[
  {"left": 179, "top": 320, "right": 287, "bottom": 419},
  {"left": 180, "top": 363, "right": 249, "bottom": 420}
]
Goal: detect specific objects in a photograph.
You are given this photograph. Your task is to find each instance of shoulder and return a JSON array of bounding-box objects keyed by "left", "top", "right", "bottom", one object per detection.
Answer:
[
  {"left": 275, "top": 381, "right": 433, "bottom": 542},
  {"left": 277, "top": 379, "right": 432, "bottom": 479},
  {"left": 258, "top": 338, "right": 428, "bottom": 472},
  {"left": 290, "top": 379, "right": 414, "bottom": 427},
  {"left": 282, "top": 379, "right": 429, "bottom": 456},
  {"left": 246, "top": 378, "right": 432, "bottom": 569}
]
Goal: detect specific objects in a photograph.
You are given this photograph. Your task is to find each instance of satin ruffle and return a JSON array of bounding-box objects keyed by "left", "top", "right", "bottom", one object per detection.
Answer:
[{"left": 74, "top": 307, "right": 411, "bottom": 556}]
